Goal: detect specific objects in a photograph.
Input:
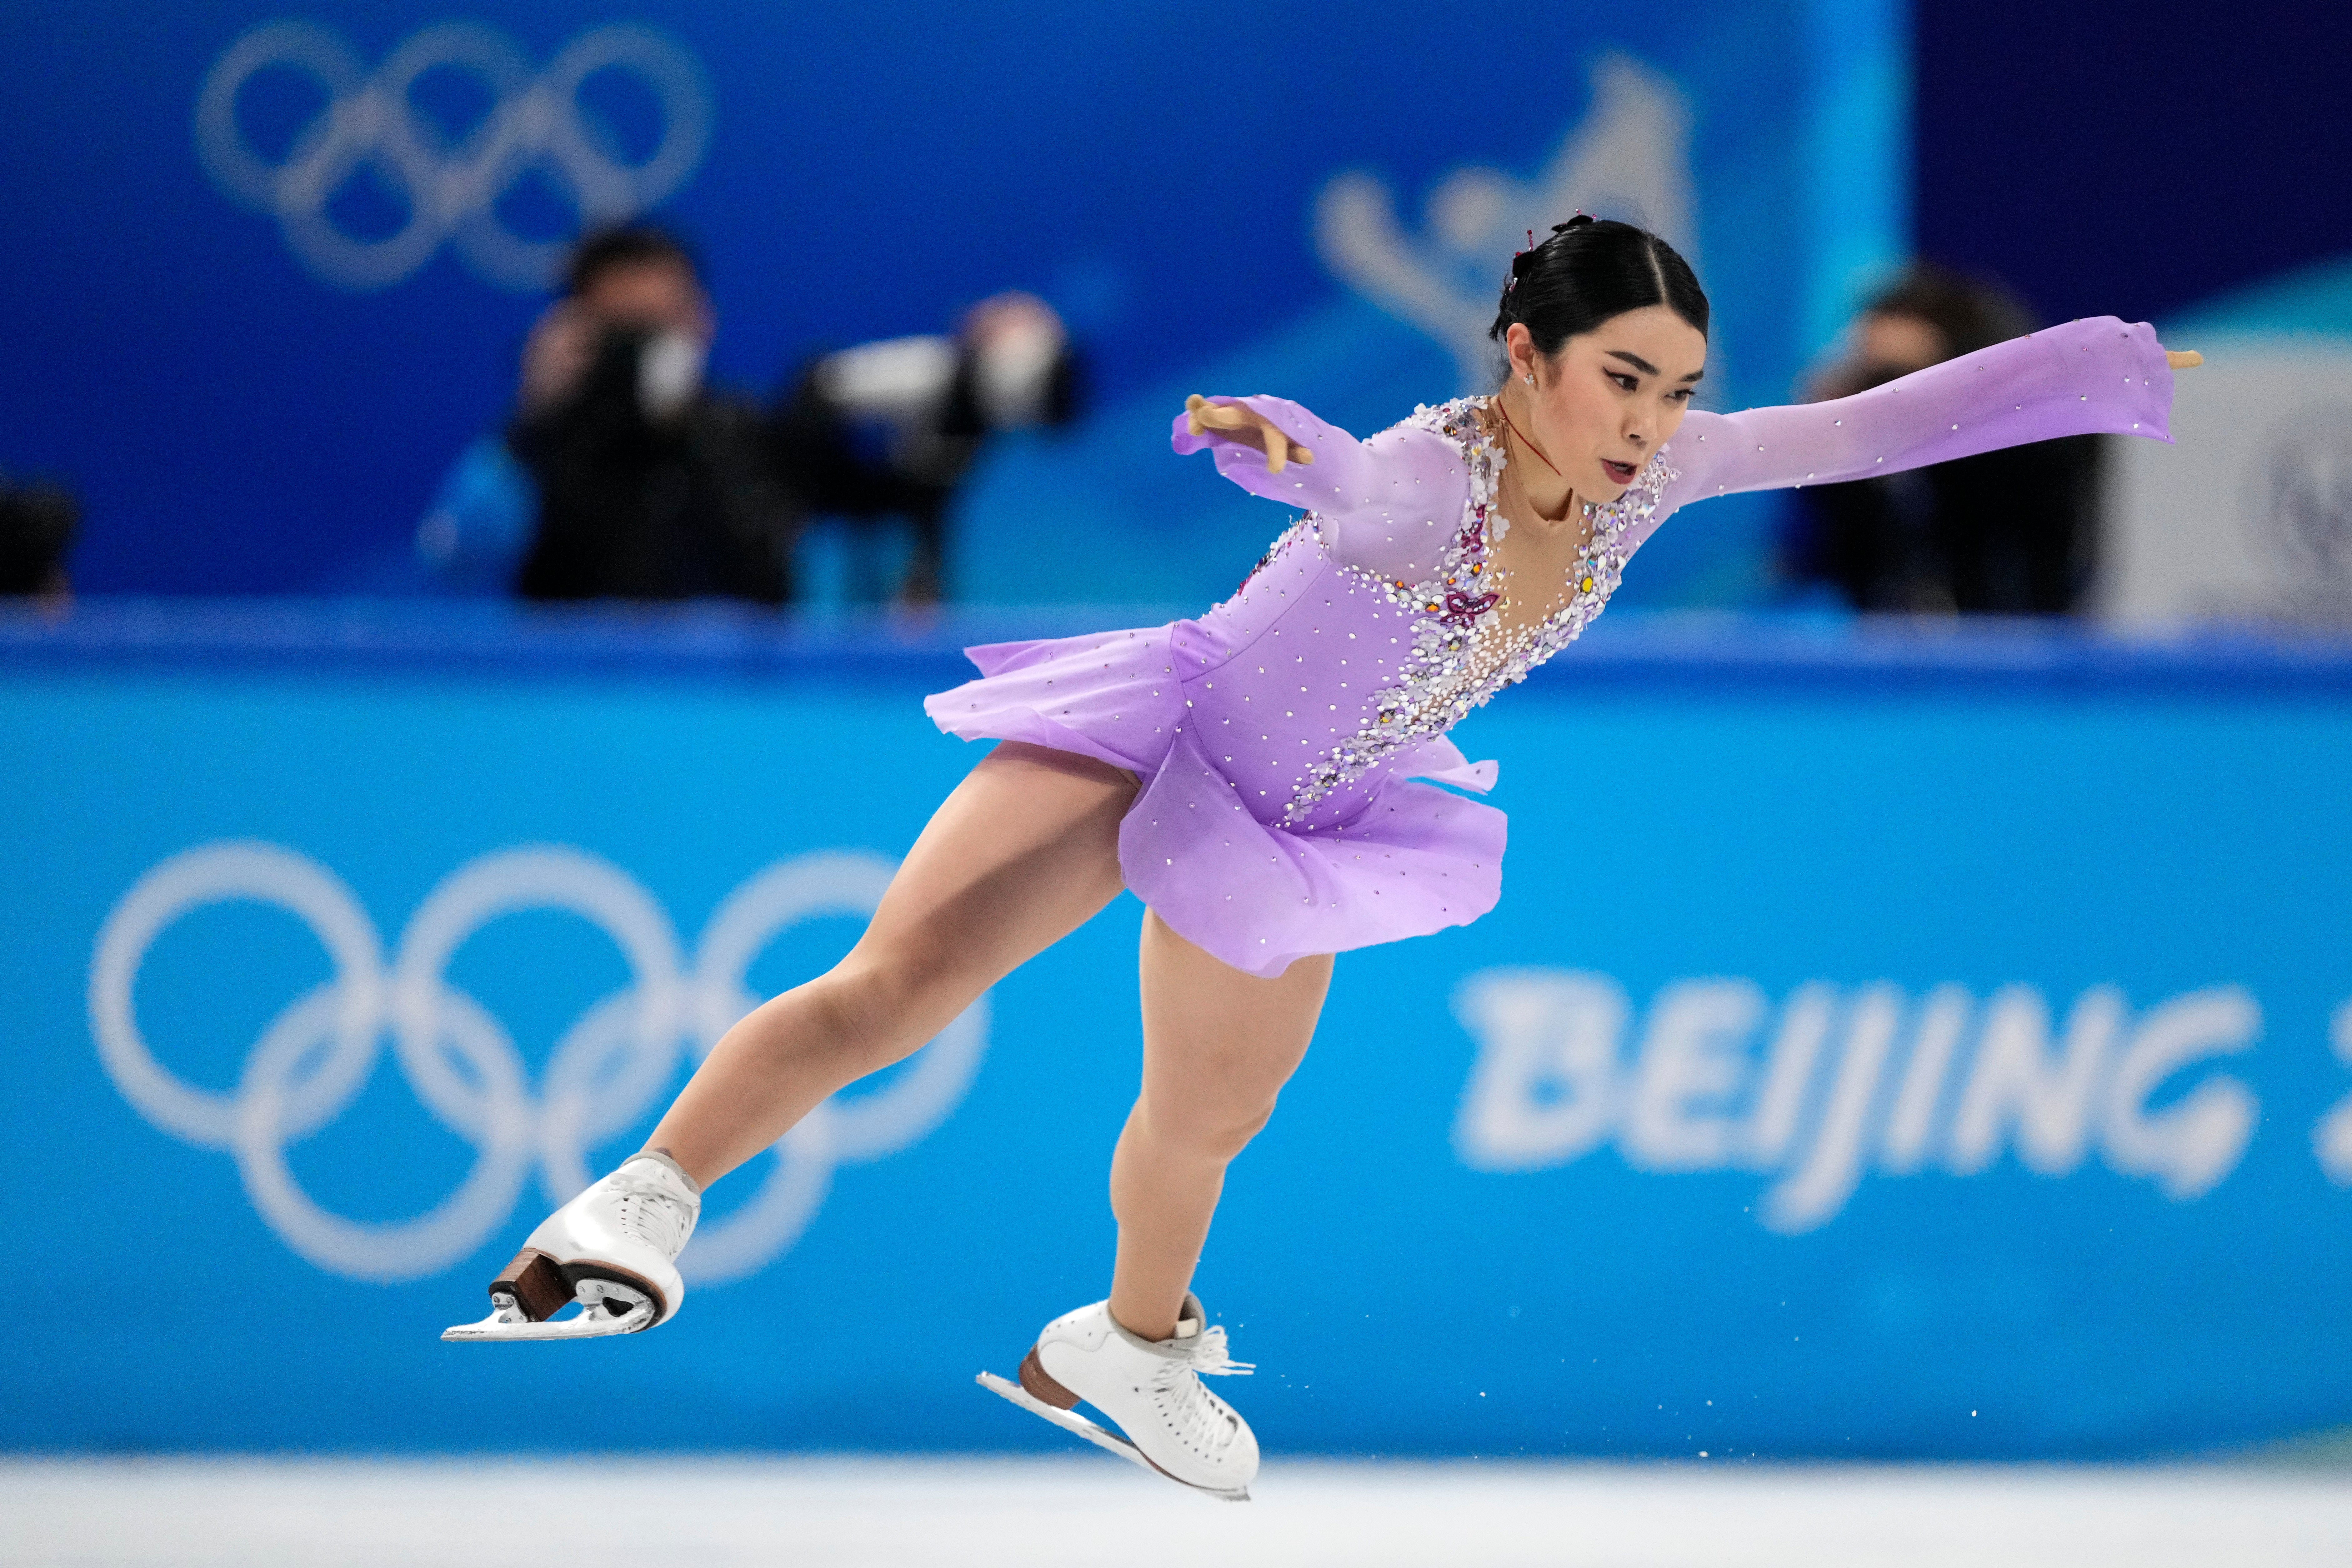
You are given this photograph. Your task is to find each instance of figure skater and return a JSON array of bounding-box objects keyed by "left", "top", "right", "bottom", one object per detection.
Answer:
[{"left": 445, "top": 217, "right": 2197, "bottom": 1501}]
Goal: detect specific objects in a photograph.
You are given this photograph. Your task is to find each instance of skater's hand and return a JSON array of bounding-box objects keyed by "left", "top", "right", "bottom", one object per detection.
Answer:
[
  {"left": 1185, "top": 395, "right": 1315, "bottom": 473},
  {"left": 2165, "top": 349, "right": 2202, "bottom": 369}
]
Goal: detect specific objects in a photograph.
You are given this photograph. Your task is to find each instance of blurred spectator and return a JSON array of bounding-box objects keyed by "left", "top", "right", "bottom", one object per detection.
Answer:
[
  {"left": 0, "top": 472, "right": 78, "bottom": 602},
  {"left": 776, "top": 292, "right": 1081, "bottom": 602},
  {"left": 510, "top": 227, "right": 799, "bottom": 602},
  {"left": 1784, "top": 265, "right": 2099, "bottom": 613},
  {"left": 420, "top": 226, "right": 799, "bottom": 603},
  {"left": 418, "top": 243, "right": 1083, "bottom": 607}
]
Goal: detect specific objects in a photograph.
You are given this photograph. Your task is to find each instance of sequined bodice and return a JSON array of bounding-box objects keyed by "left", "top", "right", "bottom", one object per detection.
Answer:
[
  {"left": 1383, "top": 398, "right": 1673, "bottom": 717},
  {"left": 1185, "top": 397, "right": 1674, "bottom": 827},
  {"left": 1170, "top": 319, "right": 2175, "bottom": 829}
]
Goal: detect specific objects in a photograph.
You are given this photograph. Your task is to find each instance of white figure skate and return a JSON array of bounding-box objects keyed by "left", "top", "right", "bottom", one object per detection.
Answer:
[
  {"left": 441, "top": 1151, "right": 700, "bottom": 1342},
  {"left": 978, "top": 1293, "right": 1258, "bottom": 1501}
]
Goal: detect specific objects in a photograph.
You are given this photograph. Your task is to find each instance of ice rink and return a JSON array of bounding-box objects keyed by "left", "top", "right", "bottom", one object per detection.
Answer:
[{"left": 5, "top": 1456, "right": 2349, "bottom": 1567}]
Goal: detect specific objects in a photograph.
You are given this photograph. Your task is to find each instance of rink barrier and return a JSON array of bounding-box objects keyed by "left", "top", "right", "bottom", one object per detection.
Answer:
[
  {"left": 5, "top": 601, "right": 2351, "bottom": 1457},
  {"left": 9, "top": 598, "right": 2352, "bottom": 694}
]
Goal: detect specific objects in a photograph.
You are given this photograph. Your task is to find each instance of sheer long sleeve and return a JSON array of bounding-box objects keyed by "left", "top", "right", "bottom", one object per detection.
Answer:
[
  {"left": 1172, "top": 395, "right": 1470, "bottom": 581},
  {"left": 1638, "top": 316, "right": 2176, "bottom": 549}
]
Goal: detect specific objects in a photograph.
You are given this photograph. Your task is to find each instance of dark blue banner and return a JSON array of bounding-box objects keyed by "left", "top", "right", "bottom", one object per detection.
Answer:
[{"left": 0, "top": 1, "right": 1902, "bottom": 601}]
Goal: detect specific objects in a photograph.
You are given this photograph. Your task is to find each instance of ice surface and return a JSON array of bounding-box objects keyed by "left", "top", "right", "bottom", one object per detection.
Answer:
[{"left": 3, "top": 1456, "right": 2348, "bottom": 1568}]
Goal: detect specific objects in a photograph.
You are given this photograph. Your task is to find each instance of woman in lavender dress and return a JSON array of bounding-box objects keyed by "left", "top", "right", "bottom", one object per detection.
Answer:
[{"left": 451, "top": 218, "right": 2195, "bottom": 1499}]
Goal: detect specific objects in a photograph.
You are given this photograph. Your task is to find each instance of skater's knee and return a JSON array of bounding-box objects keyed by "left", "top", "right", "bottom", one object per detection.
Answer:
[
  {"left": 1148, "top": 1091, "right": 1281, "bottom": 1165},
  {"left": 1201, "top": 1104, "right": 1277, "bottom": 1163},
  {"left": 807, "top": 951, "right": 966, "bottom": 1078},
  {"left": 800, "top": 965, "right": 901, "bottom": 1078}
]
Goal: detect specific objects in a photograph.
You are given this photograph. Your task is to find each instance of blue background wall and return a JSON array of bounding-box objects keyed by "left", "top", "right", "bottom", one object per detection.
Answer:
[
  {"left": 5, "top": 608, "right": 2351, "bottom": 1458},
  {"left": 1912, "top": 1, "right": 2352, "bottom": 329},
  {"left": 9, "top": 2, "right": 2349, "bottom": 605},
  {"left": 0, "top": 0, "right": 1901, "bottom": 602}
]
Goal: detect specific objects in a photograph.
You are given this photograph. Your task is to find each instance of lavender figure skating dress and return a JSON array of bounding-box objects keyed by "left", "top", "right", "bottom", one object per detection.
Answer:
[{"left": 927, "top": 317, "right": 2176, "bottom": 976}]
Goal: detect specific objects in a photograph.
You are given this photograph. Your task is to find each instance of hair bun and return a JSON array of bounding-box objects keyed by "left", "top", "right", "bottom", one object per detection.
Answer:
[{"left": 1485, "top": 214, "right": 1709, "bottom": 353}]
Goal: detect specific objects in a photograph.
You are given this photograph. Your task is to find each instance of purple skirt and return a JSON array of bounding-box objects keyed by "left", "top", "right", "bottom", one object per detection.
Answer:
[{"left": 924, "top": 624, "right": 1505, "bottom": 977}]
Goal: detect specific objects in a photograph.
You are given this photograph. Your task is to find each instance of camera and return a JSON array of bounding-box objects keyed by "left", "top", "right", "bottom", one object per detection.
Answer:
[{"left": 568, "top": 325, "right": 708, "bottom": 431}]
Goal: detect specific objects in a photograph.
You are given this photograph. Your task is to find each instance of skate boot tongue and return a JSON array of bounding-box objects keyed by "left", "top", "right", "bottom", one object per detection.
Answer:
[
  {"left": 620, "top": 1148, "right": 702, "bottom": 1198},
  {"left": 609, "top": 1152, "right": 701, "bottom": 1260},
  {"left": 1122, "top": 1294, "right": 1241, "bottom": 1367}
]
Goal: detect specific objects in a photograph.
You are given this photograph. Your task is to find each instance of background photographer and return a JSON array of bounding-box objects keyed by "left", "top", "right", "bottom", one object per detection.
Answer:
[
  {"left": 1782, "top": 265, "right": 2101, "bottom": 613},
  {"left": 505, "top": 227, "right": 799, "bottom": 603},
  {"left": 418, "top": 236, "right": 1081, "bottom": 607},
  {"left": 417, "top": 227, "right": 799, "bottom": 604}
]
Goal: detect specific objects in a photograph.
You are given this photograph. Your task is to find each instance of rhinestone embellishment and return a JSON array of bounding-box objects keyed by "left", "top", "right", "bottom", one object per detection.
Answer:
[{"left": 1277, "top": 396, "right": 1676, "bottom": 825}]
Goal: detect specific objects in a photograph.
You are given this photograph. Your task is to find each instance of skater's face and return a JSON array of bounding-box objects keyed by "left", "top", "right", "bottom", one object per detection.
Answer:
[{"left": 1507, "top": 306, "right": 1707, "bottom": 502}]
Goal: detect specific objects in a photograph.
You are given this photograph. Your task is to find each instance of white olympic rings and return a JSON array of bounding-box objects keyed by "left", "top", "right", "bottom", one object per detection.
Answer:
[
  {"left": 90, "top": 841, "right": 988, "bottom": 1285},
  {"left": 196, "top": 20, "right": 712, "bottom": 290}
]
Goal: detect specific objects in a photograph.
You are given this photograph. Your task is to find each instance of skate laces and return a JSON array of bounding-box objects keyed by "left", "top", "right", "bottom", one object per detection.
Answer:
[
  {"left": 1173, "top": 1323, "right": 1253, "bottom": 1378},
  {"left": 608, "top": 1171, "right": 697, "bottom": 1259},
  {"left": 1149, "top": 1324, "right": 1255, "bottom": 1456}
]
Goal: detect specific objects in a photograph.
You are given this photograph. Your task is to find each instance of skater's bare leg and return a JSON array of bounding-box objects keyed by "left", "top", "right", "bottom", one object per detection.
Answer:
[
  {"left": 1107, "top": 911, "right": 1332, "bottom": 1341},
  {"left": 646, "top": 742, "right": 1135, "bottom": 1186}
]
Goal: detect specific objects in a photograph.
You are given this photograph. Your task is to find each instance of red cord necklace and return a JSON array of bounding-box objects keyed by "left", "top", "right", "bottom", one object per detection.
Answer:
[{"left": 1495, "top": 393, "right": 1561, "bottom": 477}]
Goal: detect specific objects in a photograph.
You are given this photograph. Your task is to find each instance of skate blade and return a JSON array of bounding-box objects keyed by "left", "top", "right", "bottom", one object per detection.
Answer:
[
  {"left": 441, "top": 1278, "right": 655, "bottom": 1342},
  {"left": 440, "top": 1305, "right": 650, "bottom": 1341},
  {"left": 974, "top": 1371, "right": 1251, "bottom": 1503}
]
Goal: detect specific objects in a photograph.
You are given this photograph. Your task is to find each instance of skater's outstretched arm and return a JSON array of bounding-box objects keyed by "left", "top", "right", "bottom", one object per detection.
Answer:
[
  {"left": 1173, "top": 394, "right": 1471, "bottom": 581},
  {"left": 1634, "top": 317, "right": 2197, "bottom": 549}
]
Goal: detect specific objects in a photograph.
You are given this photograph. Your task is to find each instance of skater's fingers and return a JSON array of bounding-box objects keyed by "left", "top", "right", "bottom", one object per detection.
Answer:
[
  {"left": 1185, "top": 397, "right": 1272, "bottom": 448},
  {"left": 1182, "top": 397, "right": 1311, "bottom": 470},
  {"left": 1243, "top": 412, "right": 1318, "bottom": 471},
  {"left": 1262, "top": 430, "right": 1318, "bottom": 472},
  {"left": 2166, "top": 348, "right": 2203, "bottom": 369},
  {"left": 1191, "top": 401, "right": 1258, "bottom": 434},
  {"left": 1237, "top": 408, "right": 1294, "bottom": 472}
]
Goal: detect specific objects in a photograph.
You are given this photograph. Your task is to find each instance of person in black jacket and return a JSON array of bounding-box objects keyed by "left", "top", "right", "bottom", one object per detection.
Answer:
[
  {"left": 1785, "top": 265, "right": 2099, "bottom": 613},
  {"left": 508, "top": 227, "right": 798, "bottom": 604}
]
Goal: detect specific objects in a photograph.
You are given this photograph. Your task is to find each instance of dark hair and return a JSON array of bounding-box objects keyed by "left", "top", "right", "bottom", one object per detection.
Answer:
[
  {"left": 1864, "top": 262, "right": 2033, "bottom": 362},
  {"left": 563, "top": 224, "right": 702, "bottom": 298},
  {"left": 1488, "top": 216, "right": 1709, "bottom": 362}
]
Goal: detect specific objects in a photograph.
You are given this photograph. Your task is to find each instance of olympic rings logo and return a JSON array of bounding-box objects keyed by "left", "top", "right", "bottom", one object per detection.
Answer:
[
  {"left": 90, "top": 842, "right": 986, "bottom": 1285},
  {"left": 195, "top": 21, "right": 711, "bottom": 291}
]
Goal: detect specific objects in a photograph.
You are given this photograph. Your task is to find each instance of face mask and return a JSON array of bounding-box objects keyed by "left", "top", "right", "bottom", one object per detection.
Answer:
[
  {"left": 637, "top": 330, "right": 707, "bottom": 421},
  {"left": 974, "top": 316, "right": 1065, "bottom": 430}
]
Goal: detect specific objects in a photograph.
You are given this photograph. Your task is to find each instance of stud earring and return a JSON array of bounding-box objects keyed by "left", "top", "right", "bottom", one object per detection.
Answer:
[{"left": 1523, "top": 374, "right": 1534, "bottom": 385}]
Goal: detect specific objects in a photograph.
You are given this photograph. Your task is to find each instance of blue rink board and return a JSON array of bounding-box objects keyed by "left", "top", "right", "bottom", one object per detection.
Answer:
[{"left": 4, "top": 604, "right": 2352, "bottom": 1459}]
